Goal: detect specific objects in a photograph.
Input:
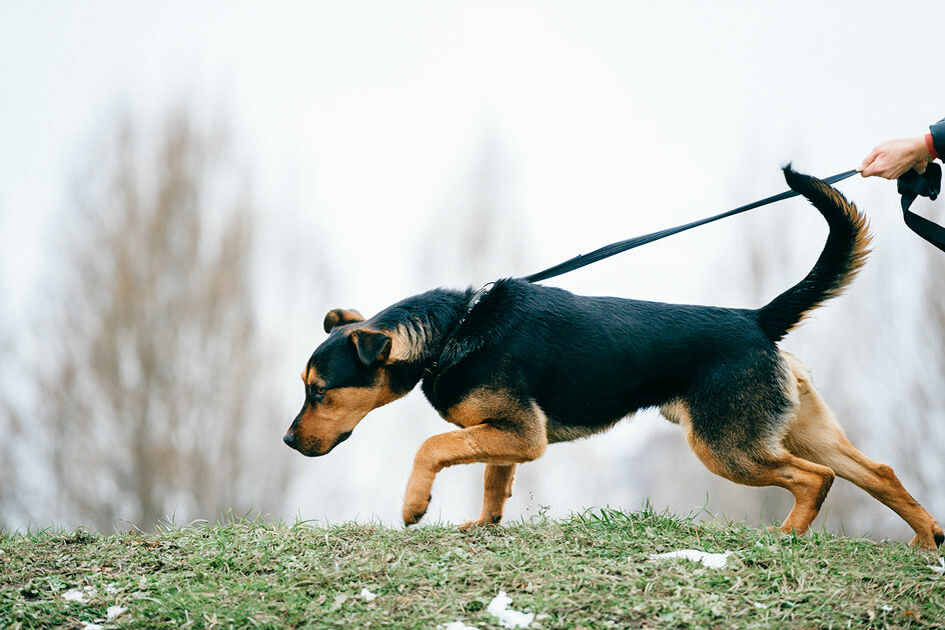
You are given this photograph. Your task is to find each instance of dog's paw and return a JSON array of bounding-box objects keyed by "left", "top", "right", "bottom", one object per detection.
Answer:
[
  {"left": 458, "top": 515, "right": 502, "bottom": 531},
  {"left": 908, "top": 525, "right": 944, "bottom": 550},
  {"left": 402, "top": 494, "right": 431, "bottom": 527}
]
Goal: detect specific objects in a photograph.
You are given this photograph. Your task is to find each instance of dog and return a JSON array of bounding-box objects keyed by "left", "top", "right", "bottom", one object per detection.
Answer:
[{"left": 283, "top": 166, "right": 944, "bottom": 549}]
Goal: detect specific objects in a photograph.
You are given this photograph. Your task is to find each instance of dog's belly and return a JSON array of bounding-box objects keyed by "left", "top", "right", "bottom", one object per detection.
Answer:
[{"left": 545, "top": 414, "right": 630, "bottom": 444}]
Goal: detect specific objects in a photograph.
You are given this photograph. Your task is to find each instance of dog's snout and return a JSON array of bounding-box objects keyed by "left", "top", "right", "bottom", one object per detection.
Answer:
[{"left": 283, "top": 432, "right": 297, "bottom": 448}]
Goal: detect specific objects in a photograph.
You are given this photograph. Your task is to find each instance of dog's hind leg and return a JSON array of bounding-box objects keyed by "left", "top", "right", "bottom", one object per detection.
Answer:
[
  {"left": 668, "top": 363, "right": 837, "bottom": 537},
  {"left": 780, "top": 354, "right": 944, "bottom": 549},
  {"left": 459, "top": 464, "right": 517, "bottom": 530},
  {"left": 685, "top": 425, "right": 836, "bottom": 535}
]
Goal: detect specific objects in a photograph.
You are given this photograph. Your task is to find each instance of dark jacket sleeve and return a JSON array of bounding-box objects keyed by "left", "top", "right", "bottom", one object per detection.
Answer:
[{"left": 931, "top": 117, "right": 945, "bottom": 158}]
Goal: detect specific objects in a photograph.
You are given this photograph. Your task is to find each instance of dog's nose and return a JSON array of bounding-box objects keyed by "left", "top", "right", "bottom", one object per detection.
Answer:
[{"left": 283, "top": 432, "right": 297, "bottom": 448}]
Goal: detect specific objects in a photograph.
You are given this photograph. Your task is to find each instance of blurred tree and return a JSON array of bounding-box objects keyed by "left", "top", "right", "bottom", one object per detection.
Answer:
[
  {"left": 885, "top": 238, "right": 945, "bottom": 521},
  {"left": 25, "top": 108, "right": 291, "bottom": 531},
  {"left": 0, "top": 326, "right": 21, "bottom": 529},
  {"left": 418, "top": 132, "right": 526, "bottom": 287}
]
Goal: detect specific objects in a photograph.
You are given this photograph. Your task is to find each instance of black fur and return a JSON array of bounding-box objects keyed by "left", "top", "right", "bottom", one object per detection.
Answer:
[
  {"left": 327, "top": 167, "right": 867, "bottom": 450},
  {"left": 755, "top": 165, "right": 869, "bottom": 342},
  {"left": 287, "top": 168, "right": 945, "bottom": 549},
  {"left": 418, "top": 279, "right": 790, "bottom": 450}
]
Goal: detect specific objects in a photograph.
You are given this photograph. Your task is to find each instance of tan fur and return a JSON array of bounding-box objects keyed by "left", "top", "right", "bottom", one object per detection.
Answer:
[
  {"left": 403, "top": 400, "right": 548, "bottom": 525},
  {"left": 445, "top": 388, "right": 524, "bottom": 428},
  {"left": 668, "top": 391, "right": 835, "bottom": 535},
  {"left": 292, "top": 374, "right": 401, "bottom": 455},
  {"left": 779, "top": 352, "right": 943, "bottom": 548},
  {"left": 303, "top": 366, "right": 324, "bottom": 388},
  {"left": 388, "top": 324, "right": 426, "bottom": 362},
  {"left": 659, "top": 400, "right": 691, "bottom": 427},
  {"left": 460, "top": 464, "right": 517, "bottom": 529},
  {"left": 686, "top": 427, "right": 835, "bottom": 535},
  {"left": 323, "top": 308, "right": 364, "bottom": 332},
  {"left": 663, "top": 354, "right": 941, "bottom": 545}
]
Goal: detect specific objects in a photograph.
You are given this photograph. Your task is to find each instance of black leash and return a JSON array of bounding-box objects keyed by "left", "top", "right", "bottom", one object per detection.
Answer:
[
  {"left": 522, "top": 165, "right": 945, "bottom": 283},
  {"left": 522, "top": 169, "right": 859, "bottom": 283}
]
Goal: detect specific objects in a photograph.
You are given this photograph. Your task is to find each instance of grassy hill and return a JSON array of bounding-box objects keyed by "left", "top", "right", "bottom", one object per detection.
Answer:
[{"left": 2, "top": 508, "right": 943, "bottom": 629}]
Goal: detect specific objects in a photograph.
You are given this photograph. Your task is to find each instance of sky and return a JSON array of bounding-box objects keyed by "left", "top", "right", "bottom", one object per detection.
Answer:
[{"left": 2, "top": 1, "right": 944, "bottom": 527}]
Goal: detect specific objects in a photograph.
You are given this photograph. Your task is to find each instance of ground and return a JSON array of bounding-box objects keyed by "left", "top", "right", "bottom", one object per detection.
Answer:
[{"left": 1, "top": 508, "right": 943, "bottom": 629}]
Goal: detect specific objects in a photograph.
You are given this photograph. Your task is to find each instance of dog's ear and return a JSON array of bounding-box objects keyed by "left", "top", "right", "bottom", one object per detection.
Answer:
[
  {"left": 349, "top": 330, "right": 392, "bottom": 368},
  {"left": 324, "top": 308, "right": 365, "bottom": 333}
]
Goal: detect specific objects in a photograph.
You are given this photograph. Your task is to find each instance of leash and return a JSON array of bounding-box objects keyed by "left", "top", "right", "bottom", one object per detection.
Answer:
[
  {"left": 428, "top": 164, "right": 944, "bottom": 388},
  {"left": 522, "top": 169, "right": 859, "bottom": 283},
  {"left": 523, "top": 165, "right": 945, "bottom": 283}
]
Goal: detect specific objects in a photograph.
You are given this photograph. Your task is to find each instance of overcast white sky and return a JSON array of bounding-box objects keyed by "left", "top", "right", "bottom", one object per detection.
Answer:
[{"left": 2, "top": 1, "right": 944, "bottom": 525}]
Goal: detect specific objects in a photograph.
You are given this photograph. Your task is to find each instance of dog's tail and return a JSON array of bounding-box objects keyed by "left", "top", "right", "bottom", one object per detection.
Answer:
[{"left": 754, "top": 165, "right": 872, "bottom": 343}]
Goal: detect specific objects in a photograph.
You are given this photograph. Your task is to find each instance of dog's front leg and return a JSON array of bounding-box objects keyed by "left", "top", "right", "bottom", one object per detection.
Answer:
[
  {"left": 402, "top": 419, "right": 546, "bottom": 526},
  {"left": 459, "top": 464, "right": 517, "bottom": 530}
]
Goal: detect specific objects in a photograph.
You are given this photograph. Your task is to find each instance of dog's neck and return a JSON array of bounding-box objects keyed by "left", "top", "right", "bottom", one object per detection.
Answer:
[{"left": 373, "top": 287, "right": 474, "bottom": 394}]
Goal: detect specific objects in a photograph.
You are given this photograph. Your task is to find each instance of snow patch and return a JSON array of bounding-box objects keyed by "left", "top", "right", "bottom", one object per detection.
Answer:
[
  {"left": 63, "top": 587, "right": 95, "bottom": 603},
  {"left": 648, "top": 549, "right": 733, "bottom": 569},
  {"left": 487, "top": 590, "right": 534, "bottom": 629},
  {"left": 106, "top": 605, "right": 127, "bottom": 620}
]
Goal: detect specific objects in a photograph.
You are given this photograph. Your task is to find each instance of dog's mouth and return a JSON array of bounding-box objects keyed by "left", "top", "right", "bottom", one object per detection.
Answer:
[
  {"left": 328, "top": 430, "right": 353, "bottom": 452},
  {"left": 292, "top": 430, "right": 353, "bottom": 457}
]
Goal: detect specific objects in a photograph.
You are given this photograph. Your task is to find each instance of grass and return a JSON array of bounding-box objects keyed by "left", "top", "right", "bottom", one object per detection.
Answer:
[{"left": 1, "top": 508, "right": 943, "bottom": 629}]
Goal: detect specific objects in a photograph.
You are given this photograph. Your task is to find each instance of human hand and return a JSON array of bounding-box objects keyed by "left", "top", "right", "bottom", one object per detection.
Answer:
[{"left": 858, "top": 136, "right": 930, "bottom": 179}]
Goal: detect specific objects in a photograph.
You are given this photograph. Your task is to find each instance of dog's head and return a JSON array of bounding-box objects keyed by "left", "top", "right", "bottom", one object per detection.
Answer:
[{"left": 283, "top": 308, "right": 406, "bottom": 457}]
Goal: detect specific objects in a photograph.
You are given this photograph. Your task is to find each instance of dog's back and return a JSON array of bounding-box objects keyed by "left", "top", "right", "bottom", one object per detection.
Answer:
[{"left": 426, "top": 167, "right": 872, "bottom": 443}]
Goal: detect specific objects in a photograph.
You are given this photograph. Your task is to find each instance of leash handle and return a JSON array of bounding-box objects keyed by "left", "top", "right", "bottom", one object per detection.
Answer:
[
  {"left": 523, "top": 169, "right": 859, "bottom": 283},
  {"left": 898, "top": 163, "right": 945, "bottom": 252}
]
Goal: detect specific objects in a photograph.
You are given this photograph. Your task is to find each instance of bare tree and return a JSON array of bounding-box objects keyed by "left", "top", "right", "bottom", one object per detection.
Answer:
[
  {"left": 419, "top": 132, "right": 527, "bottom": 287},
  {"left": 885, "top": 232, "right": 945, "bottom": 522},
  {"left": 0, "top": 322, "right": 21, "bottom": 529},
  {"left": 26, "top": 108, "right": 291, "bottom": 531}
]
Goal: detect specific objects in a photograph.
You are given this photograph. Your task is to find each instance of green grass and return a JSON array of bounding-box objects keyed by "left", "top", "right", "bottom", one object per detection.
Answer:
[{"left": 1, "top": 509, "right": 943, "bottom": 629}]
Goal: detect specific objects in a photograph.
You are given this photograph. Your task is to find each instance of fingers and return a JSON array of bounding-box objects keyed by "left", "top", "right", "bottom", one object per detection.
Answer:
[
  {"left": 859, "top": 136, "right": 930, "bottom": 179},
  {"left": 914, "top": 159, "right": 928, "bottom": 175},
  {"left": 858, "top": 147, "right": 880, "bottom": 176}
]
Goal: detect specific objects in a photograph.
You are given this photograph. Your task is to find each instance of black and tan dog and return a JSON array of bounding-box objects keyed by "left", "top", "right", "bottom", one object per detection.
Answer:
[{"left": 284, "top": 167, "right": 943, "bottom": 549}]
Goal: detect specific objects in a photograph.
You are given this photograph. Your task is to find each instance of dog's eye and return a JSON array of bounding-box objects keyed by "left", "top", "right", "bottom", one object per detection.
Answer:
[{"left": 312, "top": 386, "right": 328, "bottom": 402}]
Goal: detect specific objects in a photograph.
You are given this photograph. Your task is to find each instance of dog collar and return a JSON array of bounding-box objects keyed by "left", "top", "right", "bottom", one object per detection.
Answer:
[{"left": 426, "top": 281, "right": 496, "bottom": 378}]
